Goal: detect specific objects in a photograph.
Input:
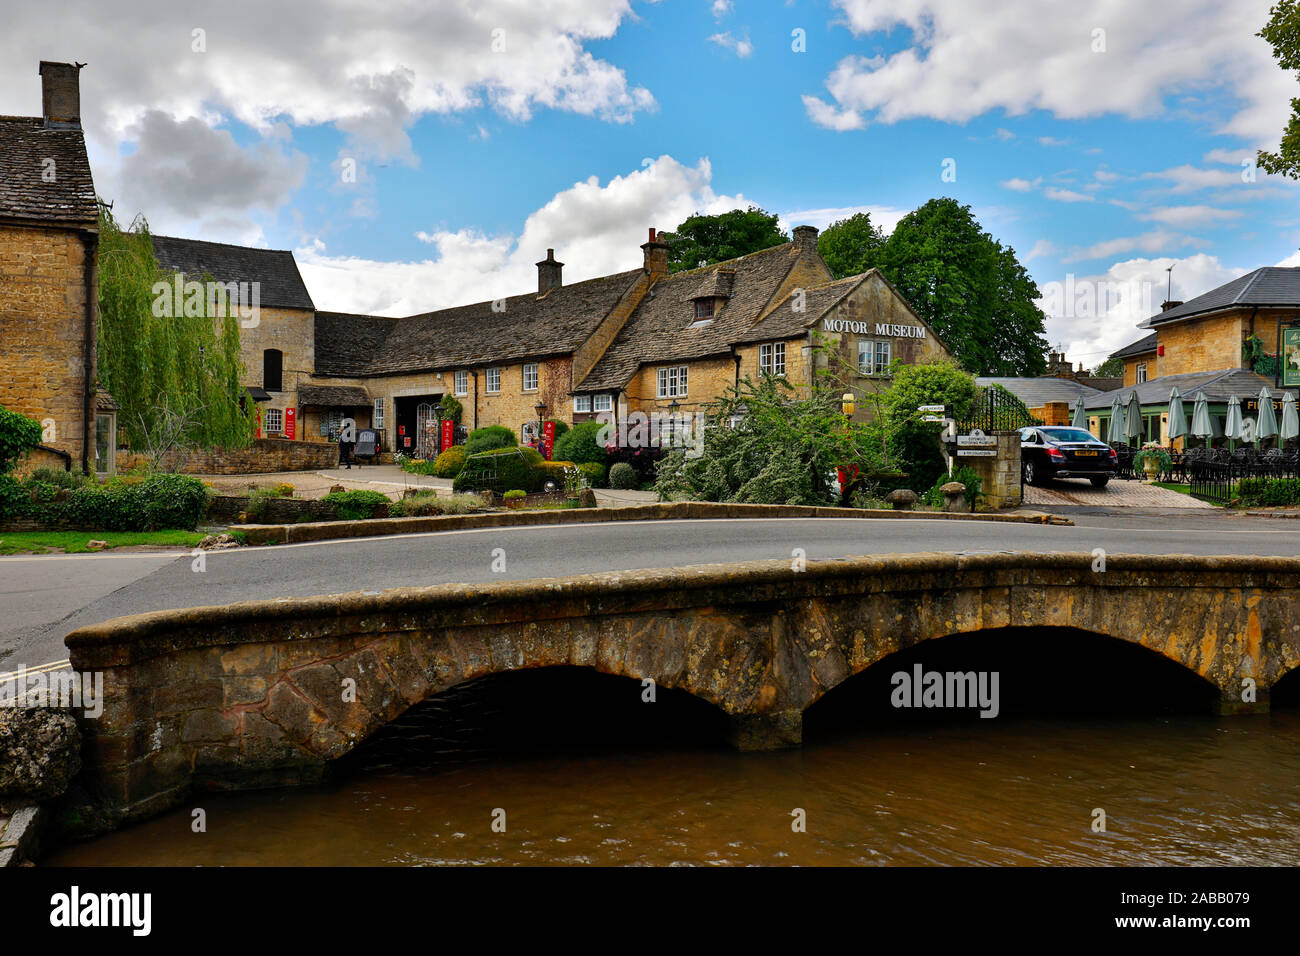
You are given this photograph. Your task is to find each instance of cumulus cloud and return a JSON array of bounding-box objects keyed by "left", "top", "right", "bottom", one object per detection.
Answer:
[
  {"left": 709, "top": 32, "right": 754, "bottom": 58},
  {"left": 1138, "top": 205, "right": 1244, "bottom": 227},
  {"left": 1001, "top": 177, "right": 1040, "bottom": 192},
  {"left": 1044, "top": 187, "right": 1094, "bottom": 203},
  {"left": 296, "top": 154, "right": 752, "bottom": 315},
  {"left": 1024, "top": 239, "right": 1057, "bottom": 260},
  {"left": 1063, "top": 230, "right": 1207, "bottom": 263},
  {"left": 805, "top": 0, "right": 1289, "bottom": 147},
  {"left": 778, "top": 203, "right": 909, "bottom": 235}
]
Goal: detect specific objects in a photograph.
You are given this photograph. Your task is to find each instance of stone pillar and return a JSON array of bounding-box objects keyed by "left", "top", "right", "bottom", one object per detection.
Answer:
[
  {"left": 1214, "top": 684, "right": 1270, "bottom": 716},
  {"left": 951, "top": 431, "right": 1022, "bottom": 509},
  {"left": 726, "top": 711, "right": 803, "bottom": 751}
]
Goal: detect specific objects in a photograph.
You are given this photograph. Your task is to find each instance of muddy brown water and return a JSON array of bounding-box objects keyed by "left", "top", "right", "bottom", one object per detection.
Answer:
[{"left": 46, "top": 629, "right": 1300, "bottom": 867}]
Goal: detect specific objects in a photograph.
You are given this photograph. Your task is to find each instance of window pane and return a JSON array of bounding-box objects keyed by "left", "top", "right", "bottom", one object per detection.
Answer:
[{"left": 594, "top": 394, "right": 612, "bottom": 412}]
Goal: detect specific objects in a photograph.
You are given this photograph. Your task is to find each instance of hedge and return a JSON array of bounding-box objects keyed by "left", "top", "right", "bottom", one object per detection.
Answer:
[
  {"left": 465, "top": 425, "right": 518, "bottom": 456},
  {"left": 552, "top": 421, "right": 606, "bottom": 465},
  {"left": 0, "top": 472, "right": 209, "bottom": 531},
  {"left": 321, "top": 489, "right": 391, "bottom": 520},
  {"left": 1237, "top": 476, "right": 1300, "bottom": 507}
]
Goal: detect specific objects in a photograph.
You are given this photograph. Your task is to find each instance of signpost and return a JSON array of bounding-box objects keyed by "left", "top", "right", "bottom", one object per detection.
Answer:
[{"left": 284, "top": 407, "right": 296, "bottom": 441}]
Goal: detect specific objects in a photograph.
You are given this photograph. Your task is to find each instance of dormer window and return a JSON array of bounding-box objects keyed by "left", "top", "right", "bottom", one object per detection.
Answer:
[{"left": 694, "top": 298, "right": 715, "bottom": 320}]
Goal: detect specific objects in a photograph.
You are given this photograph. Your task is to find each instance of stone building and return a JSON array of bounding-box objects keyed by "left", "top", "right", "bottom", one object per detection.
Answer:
[{"left": 0, "top": 61, "right": 106, "bottom": 475}]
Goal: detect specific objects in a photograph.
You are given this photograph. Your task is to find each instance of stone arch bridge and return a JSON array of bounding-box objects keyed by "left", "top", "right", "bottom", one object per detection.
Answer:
[{"left": 65, "top": 552, "right": 1300, "bottom": 824}]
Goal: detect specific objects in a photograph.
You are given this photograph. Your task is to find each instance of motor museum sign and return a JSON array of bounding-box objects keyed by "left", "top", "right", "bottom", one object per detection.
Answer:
[{"left": 822, "top": 318, "right": 927, "bottom": 338}]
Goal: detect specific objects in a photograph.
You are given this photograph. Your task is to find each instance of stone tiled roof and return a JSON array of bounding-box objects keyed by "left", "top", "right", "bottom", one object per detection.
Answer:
[
  {"left": 316, "top": 269, "right": 643, "bottom": 377},
  {"left": 1083, "top": 368, "right": 1282, "bottom": 409},
  {"left": 151, "top": 235, "right": 315, "bottom": 311},
  {"left": 734, "top": 274, "right": 865, "bottom": 344},
  {"left": 975, "top": 376, "right": 1101, "bottom": 407},
  {"left": 94, "top": 390, "right": 119, "bottom": 412},
  {"left": 1141, "top": 268, "right": 1300, "bottom": 327},
  {"left": 1109, "top": 332, "right": 1158, "bottom": 359},
  {"left": 0, "top": 117, "right": 97, "bottom": 226},
  {"left": 298, "top": 384, "right": 370, "bottom": 407},
  {"left": 578, "top": 243, "right": 805, "bottom": 391}
]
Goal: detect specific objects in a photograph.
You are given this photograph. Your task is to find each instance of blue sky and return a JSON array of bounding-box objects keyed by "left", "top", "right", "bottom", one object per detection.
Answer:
[{"left": 3, "top": 0, "right": 1298, "bottom": 367}]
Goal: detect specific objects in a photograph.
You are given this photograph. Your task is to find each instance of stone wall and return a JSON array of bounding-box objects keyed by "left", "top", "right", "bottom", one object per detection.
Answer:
[
  {"left": 951, "top": 430, "right": 1022, "bottom": 508},
  {"left": 1157, "top": 311, "right": 1243, "bottom": 377},
  {"left": 66, "top": 550, "right": 1300, "bottom": 825},
  {"left": 0, "top": 223, "right": 93, "bottom": 468},
  {"left": 116, "top": 437, "right": 340, "bottom": 475}
]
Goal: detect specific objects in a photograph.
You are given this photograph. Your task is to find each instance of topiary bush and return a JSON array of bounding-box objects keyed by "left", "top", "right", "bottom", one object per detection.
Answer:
[
  {"left": 609, "top": 461, "right": 639, "bottom": 490},
  {"left": 432, "top": 445, "right": 468, "bottom": 478},
  {"left": 453, "top": 446, "right": 544, "bottom": 493},
  {"left": 576, "top": 461, "right": 606, "bottom": 487},
  {"left": 322, "top": 489, "right": 391, "bottom": 520},
  {"left": 464, "top": 425, "right": 518, "bottom": 456},
  {"left": 552, "top": 420, "right": 606, "bottom": 465},
  {"left": 535, "top": 459, "right": 577, "bottom": 490}
]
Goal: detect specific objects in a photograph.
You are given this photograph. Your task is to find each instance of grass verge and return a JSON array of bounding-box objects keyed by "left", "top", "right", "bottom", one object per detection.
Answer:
[{"left": 0, "top": 530, "right": 207, "bottom": 555}]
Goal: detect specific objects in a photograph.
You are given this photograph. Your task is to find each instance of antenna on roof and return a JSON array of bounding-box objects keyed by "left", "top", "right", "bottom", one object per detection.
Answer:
[{"left": 1166, "top": 262, "right": 1174, "bottom": 303}]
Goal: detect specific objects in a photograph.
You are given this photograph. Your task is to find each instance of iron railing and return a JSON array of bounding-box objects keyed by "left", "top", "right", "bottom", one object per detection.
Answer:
[
  {"left": 960, "top": 385, "right": 1041, "bottom": 434},
  {"left": 1188, "top": 455, "right": 1300, "bottom": 504}
]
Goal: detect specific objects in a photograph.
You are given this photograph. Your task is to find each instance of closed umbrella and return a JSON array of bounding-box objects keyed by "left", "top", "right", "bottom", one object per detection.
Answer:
[
  {"left": 1225, "top": 395, "right": 1243, "bottom": 452},
  {"left": 1071, "top": 396, "right": 1087, "bottom": 429},
  {"left": 1125, "top": 391, "right": 1143, "bottom": 447},
  {"left": 1167, "top": 386, "right": 1187, "bottom": 447},
  {"left": 1190, "top": 391, "right": 1213, "bottom": 449},
  {"left": 1256, "top": 386, "right": 1279, "bottom": 449},
  {"left": 1107, "top": 395, "right": 1126, "bottom": 444},
  {"left": 1282, "top": 392, "right": 1299, "bottom": 444}
]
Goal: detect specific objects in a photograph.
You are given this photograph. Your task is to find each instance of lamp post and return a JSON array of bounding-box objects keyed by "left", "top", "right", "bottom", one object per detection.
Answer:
[
  {"left": 841, "top": 392, "right": 855, "bottom": 417},
  {"left": 534, "top": 400, "right": 547, "bottom": 456},
  {"left": 667, "top": 399, "right": 681, "bottom": 447}
]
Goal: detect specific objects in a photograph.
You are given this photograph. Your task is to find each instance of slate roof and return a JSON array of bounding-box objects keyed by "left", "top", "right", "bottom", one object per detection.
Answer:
[
  {"left": 314, "top": 269, "right": 643, "bottom": 377},
  {"left": 151, "top": 235, "right": 315, "bottom": 311},
  {"left": 1140, "top": 268, "right": 1300, "bottom": 327},
  {"left": 1109, "top": 332, "right": 1158, "bottom": 360},
  {"left": 298, "top": 384, "right": 370, "bottom": 407},
  {"left": 1082, "top": 368, "right": 1283, "bottom": 409},
  {"left": 974, "top": 376, "right": 1101, "bottom": 407},
  {"left": 578, "top": 242, "right": 807, "bottom": 391},
  {"left": 0, "top": 116, "right": 97, "bottom": 226}
]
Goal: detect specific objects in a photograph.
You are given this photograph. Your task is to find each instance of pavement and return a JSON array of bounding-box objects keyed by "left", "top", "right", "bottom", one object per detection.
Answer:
[
  {"left": 5, "top": 511, "right": 1300, "bottom": 673},
  {"left": 1020, "top": 476, "right": 1213, "bottom": 510}
]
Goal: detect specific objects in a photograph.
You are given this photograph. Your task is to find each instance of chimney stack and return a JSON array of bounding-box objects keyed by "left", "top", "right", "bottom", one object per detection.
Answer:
[
  {"left": 536, "top": 248, "right": 564, "bottom": 296},
  {"left": 1160, "top": 299, "right": 1183, "bottom": 312},
  {"left": 641, "top": 226, "right": 669, "bottom": 278},
  {"left": 792, "top": 224, "right": 819, "bottom": 250},
  {"left": 39, "top": 61, "right": 83, "bottom": 128}
]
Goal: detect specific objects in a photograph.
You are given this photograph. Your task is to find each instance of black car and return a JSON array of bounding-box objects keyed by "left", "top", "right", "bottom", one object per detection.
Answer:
[{"left": 1018, "top": 426, "right": 1118, "bottom": 487}]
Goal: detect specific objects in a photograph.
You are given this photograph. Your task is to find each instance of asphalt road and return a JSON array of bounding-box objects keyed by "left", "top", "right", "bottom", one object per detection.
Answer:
[{"left": 4, "top": 513, "right": 1300, "bottom": 670}]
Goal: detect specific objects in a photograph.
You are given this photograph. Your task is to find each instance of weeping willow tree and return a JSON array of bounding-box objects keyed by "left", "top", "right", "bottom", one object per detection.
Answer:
[{"left": 97, "top": 206, "right": 256, "bottom": 454}]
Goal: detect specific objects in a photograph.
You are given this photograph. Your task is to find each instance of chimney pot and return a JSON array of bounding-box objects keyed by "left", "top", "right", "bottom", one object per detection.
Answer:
[
  {"left": 792, "top": 224, "right": 819, "bottom": 249},
  {"left": 39, "top": 61, "right": 83, "bottom": 128},
  {"left": 641, "top": 226, "right": 669, "bottom": 278}
]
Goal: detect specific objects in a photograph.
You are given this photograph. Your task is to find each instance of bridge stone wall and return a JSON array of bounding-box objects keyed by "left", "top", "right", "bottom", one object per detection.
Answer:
[{"left": 65, "top": 552, "right": 1300, "bottom": 826}]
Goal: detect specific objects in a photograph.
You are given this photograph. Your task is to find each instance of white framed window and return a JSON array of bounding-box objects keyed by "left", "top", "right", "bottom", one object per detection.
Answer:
[
  {"left": 858, "top": 340, "right": 891, "bottom": 376},
  {"left": 1136, "top": 363, "right": 1147, "bottom": 384},
  {"left": 573, "top": 395, "right": 592, "bottom": 413},
  {"left": 372, "top": 397, "right": 385, "bottom": 429},
  {"left": 523, "top": 363, "right": 539, "bottom": 391},
  {"left": 760, "top": 342, "right": 786, "bottom": 376},
  {"left": 454, "top": 370, "right": 468, "bottom": 396},
  {"left": 486, "top": 367, "right": 501, "bottom": 393},
  {"left": 657, "top": 365, "right": 689, "bottom": 398},
  {"left": 264, "top": 407, "right": 283, "bottom": 433},
  {"left": 593, "top": 394, "right": 613, "bottom": 413}
]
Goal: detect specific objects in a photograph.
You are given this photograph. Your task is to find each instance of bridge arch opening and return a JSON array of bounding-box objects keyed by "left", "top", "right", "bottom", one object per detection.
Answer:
[
  {"left": 803, "top": 626, "right": 1221, "bottom": 743},
  {"left": 1270, "top": 667, "right": 1300, "bottom": 710},
  {"left": 335, "top": 666, "right": 731, "bottom": 776}
]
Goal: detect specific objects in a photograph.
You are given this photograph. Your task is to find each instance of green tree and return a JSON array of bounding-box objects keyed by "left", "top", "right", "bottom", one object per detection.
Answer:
[
  {"left": 878, "top": 360, "right": 979, "bottom": 493},
  {"left": 1259, "top": 0, "right": 1300, "bottom": 179},
  {"left": 818, "top": 211, "right": 886, "bottom": 279},
  {"left": 873, "top": 198, "right": 1048, "bottom": 376},
  {"left": 660, "top": 207, "right": 788, "bottom": 273},
  {"left": 0, "top": 405, "right": 43, "bottom": 473},
  {"left": 97, "top": 207, "right": 256, "bottom": 453},
  {"left": 1090, "top": 357, "right": 1123, "bottom": 377}
]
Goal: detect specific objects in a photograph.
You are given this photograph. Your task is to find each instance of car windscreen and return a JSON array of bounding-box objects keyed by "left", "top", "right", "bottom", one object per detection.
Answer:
[{"left": 1040, "top": 427, "right": 1100, "bottom": 443}]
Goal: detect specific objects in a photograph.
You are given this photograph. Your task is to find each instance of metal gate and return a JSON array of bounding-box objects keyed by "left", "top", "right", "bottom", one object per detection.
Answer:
[{"left": 415, "top": 402, "right": 439, "bottom": 459}]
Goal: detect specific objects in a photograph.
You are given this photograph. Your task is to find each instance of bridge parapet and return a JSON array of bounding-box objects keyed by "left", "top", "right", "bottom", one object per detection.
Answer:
[{"left": 65, "top": 552, "right": 1300, "bottom": 825}]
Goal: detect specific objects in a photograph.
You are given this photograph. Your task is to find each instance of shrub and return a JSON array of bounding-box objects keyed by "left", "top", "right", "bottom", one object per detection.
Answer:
[
  {"left": 432, "top": 445, "right": 467, "bottom": 478},
  {"left": 322, "top": 489, "right": 391, "bottom": 520},
  {"left": 0, "top": 473, "right": 27, "bottom": 520},
  {"left": 40, "top": 473, "right": 210, "bottom": 531},
  {"left": 577, "top": 461, "right": 606, "bottom": 487},
  {"left": 0, "top": 405, "right": 43, "bottom": 474},
  {"left": 552, "top": 421, "right": 606, "bottom": 465},
  {"left": 271, "top": 482, "right": 295, "bottom": 498},
  {"left": 464, "top": 425, "right": 517, "bottom": 456},
  {"left": 547, "top": 419, "right": 570, "bottom": 443},
  {"left": 922, "top": 466, "right": 983, "bottom": 510},
  {"left": 453, "top": 446, "right": 544, "bottom": 493},
  {"left": 27, "top": 467, "right": 84, "bottom": 490},
  {"left": 609, "top": 462, "right": 639, "bottom": 490},
  {"left": 536, "top": 459, "right": 577, "bottom": 490},
  {"left": 503, "top": 489, "right": 527, "bottom": 500},
  {"left": 401, "top": 457, "right": 438, "bottom": 476},
  {"left": 1237, "top": 476, "right": 1300, "bottom": 507}
]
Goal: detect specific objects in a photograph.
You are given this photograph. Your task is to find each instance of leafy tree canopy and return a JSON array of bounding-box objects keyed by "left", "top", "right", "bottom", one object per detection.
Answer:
[
  {"left": 873, "top": 198, "right": 1048, "bottom": 377},
  {"left": 818, "top": 211, "right": 886, "bottom": 279},
  {"left": 1090, "top": 357, "right": 1123, "bottom": 377},
  {"left": 1259, "top": 0, "right": 1300, "bottom": 179},
  {"left": 661, "top": 207, "right": 788, "bottom": 273}
]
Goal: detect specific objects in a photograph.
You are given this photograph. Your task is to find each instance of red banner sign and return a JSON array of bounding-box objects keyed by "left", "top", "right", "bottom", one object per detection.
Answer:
[
  {"left": 255, "top": 406, "right": 262, "bottom": 439},
  {"left": 542, "top": 420, "right": 556, "bottom": 460},
  {"left": 284, "top": 407, "right": 296, "bottom": 440},
  {"left": 441, "top": 419, "right": 454, "bottom": 453}
]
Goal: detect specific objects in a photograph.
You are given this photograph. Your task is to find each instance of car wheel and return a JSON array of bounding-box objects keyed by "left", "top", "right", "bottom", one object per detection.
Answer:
[
  {"left": 1089, "top": 476, "right": 1109, "bottom": 488},
  {"left": 1023, "top": 460, "right": 1039, "bottom": 486}
]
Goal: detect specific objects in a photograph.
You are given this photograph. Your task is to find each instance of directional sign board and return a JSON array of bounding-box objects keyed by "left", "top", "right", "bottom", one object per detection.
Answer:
[
  {"left": 922, "top": 415, "right": 947, "bottom": 423},
  {"left": 956, "top": 449, "right": 997, "bottom": 457},
  {"left": 918, "top": 404, "right": 946, "bottom": 413}
]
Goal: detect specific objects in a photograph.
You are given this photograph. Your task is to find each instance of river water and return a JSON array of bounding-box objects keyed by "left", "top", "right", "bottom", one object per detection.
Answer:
[{"left": 46, "top": 629, "right": 1300, "bottom": 867}]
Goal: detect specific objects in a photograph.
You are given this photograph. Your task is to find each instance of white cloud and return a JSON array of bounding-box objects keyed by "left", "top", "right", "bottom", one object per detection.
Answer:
[
  {"left": 1144, "top": 164, "right": 1258, "bottom": 193},
  {"left": 1044, "top": 187, "right": 1094, "bottom": 203},
  {"left": 1063, "top": 230, "right": 1206, "bottom": 263},
  {"left": 711, "top": 0, "right": 733, "bottom": 19},
  {"left": 709, "top": 32, "right": 754, "bottom": 58},
  {"left": 1203, "top": 147, "right": 1256, "bottom": 165},
  {"left": 778, "top": 203, "right": 909, "bottom": 235},
  {"left": 1001, "top": 177, "right": 1040, "bottom": 192},
  {"left": 1024, "top": 239, "right": 1057, "bottom": 260},
  {"left": 1094, "top": 167, "right": 1121, "bottom": 183},
  {"left": 807, "top": 0, "right": 1289, "bottom": 146},
  {"left": 1138, "top": 205, "right": 1244, "bottom": 227},
  {"left": 801, "top": 94, "right": 866, "bottom": 131},
  {"left": 1038, "top": 136, "right": 1070, "bottom": 147},
  {"left": 994, "top": 127, "right": 1016, "bottom": 141},
  {"left": 296, "top": 154, "right": 752, "bottom": 315}
]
